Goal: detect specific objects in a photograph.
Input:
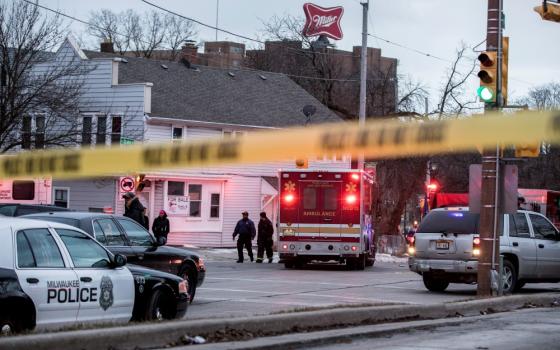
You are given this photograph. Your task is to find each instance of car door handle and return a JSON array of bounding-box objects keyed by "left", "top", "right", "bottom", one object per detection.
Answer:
[
  {"left": 512, "top": 242, "right": 519, "bottom": 247},
  {"left": 26, "top": 278, "right": 39, "bottom": 284},
  {"left": 80, "top": 277, "right": 92, "bottom": 283},
  {"left": 323, "top": 218, "right": 332, "bottom": 222},
  {"left": 538, "top": 244, "right": 545, "bottom": 249},
  {"left": 138, "top": 255, "right": 144, "bottom": 260}
]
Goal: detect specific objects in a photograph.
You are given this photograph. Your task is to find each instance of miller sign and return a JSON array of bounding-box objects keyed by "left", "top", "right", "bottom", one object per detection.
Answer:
[{"left": 302, "top": 3, "right": 344, "bottom": 40}]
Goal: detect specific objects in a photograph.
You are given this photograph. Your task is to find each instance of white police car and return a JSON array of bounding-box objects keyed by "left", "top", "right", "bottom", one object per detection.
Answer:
[{"left": 0, "top": 218, "right": 189, "bottom": 335}]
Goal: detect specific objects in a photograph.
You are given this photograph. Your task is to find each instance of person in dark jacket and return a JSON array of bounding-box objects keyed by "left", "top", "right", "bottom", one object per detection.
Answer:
[
  {"left": 232, "top": 211, "right": 256, "bottom": 263},
  {"left": 152, "top": 210, "right": 170, "bottom": 245},
  {"left": 256, "top": 212, "right": 274, "bottom": 263},
  {"left": 123, "top": 192, "right": 145, "bottom": 227}
]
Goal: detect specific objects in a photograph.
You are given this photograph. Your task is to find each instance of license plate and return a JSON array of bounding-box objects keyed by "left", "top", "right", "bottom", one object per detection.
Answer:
[{"left": 436, "top": 241, "right": 449, "bottom": 250}]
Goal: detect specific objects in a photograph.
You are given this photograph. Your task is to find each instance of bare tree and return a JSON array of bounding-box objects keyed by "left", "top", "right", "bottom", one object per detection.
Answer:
[
  {"left": 87, "top": 9, "right": 197, "bottom": 59},
  {"left": 434, "top": 43, "right": 479, "bottom": 118},
  {"left": 0, "top": 1, "right": 90, "bottom": 153}
]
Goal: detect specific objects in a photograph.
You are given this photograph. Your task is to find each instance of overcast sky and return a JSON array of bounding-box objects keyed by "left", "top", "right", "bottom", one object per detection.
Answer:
[{"left": 40, "top": 0, "right": 559, "bottom": 107}]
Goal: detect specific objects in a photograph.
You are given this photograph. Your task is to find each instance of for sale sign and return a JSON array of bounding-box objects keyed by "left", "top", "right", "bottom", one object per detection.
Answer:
[{"left": 302, "top": 3, "right": 344, "bottom": 40}]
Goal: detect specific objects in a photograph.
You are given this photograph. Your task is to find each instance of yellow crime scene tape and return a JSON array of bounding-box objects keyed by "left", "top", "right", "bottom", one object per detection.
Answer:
[{"left": 1, "top": 110, "right": 559, "bottom": 180}]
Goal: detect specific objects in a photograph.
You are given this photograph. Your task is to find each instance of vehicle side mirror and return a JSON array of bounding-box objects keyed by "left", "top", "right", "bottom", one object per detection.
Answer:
[{"left": 113, "top": 253, "right": 127, "bottom": 268}]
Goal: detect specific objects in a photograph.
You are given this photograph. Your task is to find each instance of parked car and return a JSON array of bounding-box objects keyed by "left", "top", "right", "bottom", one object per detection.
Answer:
[
  {"left": 0, "top": 203, "right": 69, "bottom": 217},
  {"left": 0, "top": 218, "right": 189, "bottom": 335},
  {"left": 23, "top": 212, "right": 205, "bottom": 302},
  {"left": 409, "top": 207, "right": 560, "bottom": 294}
]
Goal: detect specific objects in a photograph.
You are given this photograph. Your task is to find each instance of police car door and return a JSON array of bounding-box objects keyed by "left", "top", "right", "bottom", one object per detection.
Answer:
[
  {"left": 14, "top": 228, "right": 79, "bottom": 327},
  {"left": 54, "top": 228, "right": 135, "bottom": 323}
]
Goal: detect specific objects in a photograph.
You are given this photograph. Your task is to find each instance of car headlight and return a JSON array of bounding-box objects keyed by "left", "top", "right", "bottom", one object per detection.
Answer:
[{"left": 179, "top": 280, "right": 189, "bottom": 294}]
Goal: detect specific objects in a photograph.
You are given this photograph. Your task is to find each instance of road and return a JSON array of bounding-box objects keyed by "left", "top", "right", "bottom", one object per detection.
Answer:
[
  {"left": 309, "top": 307, "right": 560, "bottom": 350},
  {"left": 187, "top": 249, "right": 560, "bottom": 319}
]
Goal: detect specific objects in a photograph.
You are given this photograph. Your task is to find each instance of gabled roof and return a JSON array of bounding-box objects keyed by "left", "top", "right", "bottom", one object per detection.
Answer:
[{"left": 84, "top": 51, "right": 342, "bottom": 128}]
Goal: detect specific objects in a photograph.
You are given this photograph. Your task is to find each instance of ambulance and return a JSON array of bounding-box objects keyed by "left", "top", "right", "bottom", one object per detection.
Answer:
[{"left": 278, "top": 169, "right": 376, "bottom": 270}]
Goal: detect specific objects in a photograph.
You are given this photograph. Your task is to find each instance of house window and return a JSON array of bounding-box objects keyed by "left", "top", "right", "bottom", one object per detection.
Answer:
[
  {"left": 111, "top": 116, "right": 122, "bottom": 145},
  {"left": 172, "top": 127, "right": 183, "bottom": 143},
  {"left": 53, "top": 188, "right": 69, "bottom": 208},
  {"left": 210, "top": 193, "right": 220, "bottom": 218},
  {"left": 188, "top": 184, "right": 202, "bottom": 217},
  {"left": 22, "top": 116, "right": 32, "bottom": 149},
  {"left": 168, "top": 181, "right": 185, "bottom": 196},
  {"left": 13, "top": 180, "right": 35, "bottom": 200},
  {"left": 96, "top": 116, "right": 107, "bottom": 146},
  {"left": 82, "top": 116, "right": 92, "bottom": 146},
  {"left": 34, "top": 116, "right": 45, "bottom": 149}
]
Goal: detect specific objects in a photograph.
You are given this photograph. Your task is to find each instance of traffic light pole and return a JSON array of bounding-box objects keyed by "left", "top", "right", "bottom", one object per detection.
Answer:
[{"left": 477, "top": 0, "right": 503, "bottom": 297}]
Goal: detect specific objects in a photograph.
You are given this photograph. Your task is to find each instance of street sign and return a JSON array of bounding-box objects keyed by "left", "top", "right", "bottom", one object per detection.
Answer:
[
  {"left": 120, "top": 177, "right": 135, "bottom": 193},
  {"left": 302, "top": 3, "right": 344, "bottom": 40},
  {"left": 120, "top": 137, "right": 134, "bottom": 145}
]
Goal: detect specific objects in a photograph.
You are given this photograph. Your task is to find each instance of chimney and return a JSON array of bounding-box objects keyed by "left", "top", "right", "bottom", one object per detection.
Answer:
[
  {"left": 100, "top": 39, "right": 114, "bottom": 53},
  {"left": 181, "top": 43, "right": 198, "bottom": 62}
]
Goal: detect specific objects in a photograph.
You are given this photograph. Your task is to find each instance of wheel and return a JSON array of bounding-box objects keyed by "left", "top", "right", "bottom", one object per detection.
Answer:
[
  {"left": 0, "top": 315, "right": 22, "bottom": 336},
  {"left": 514, "top": 281, "right": 526, "bottom": 292},
  {"left": 356, "top": 254, "right": 366, "bottom": 270},
  {"left": 182, "top": 268, "right": 197, "bottom": 303},
  {"left": 422, "top": 274, "right": 449, "bottom": 292},
  {"left": 145, "top": 289, "right": 175, "bottom": 321},
  {"left": 365, "top": 252, "right": 375, "bottom": 267},
  {"left": 502, "top": 260, "right": 517, "bottom": 294},
  {"left": 284, "top": 262, "right": 294, "bottom": 269}
]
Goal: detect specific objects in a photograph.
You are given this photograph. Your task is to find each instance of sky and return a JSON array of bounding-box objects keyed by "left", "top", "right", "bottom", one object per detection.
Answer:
[{"left": 38, "top": 0, "right": 560, "bottom": 108}]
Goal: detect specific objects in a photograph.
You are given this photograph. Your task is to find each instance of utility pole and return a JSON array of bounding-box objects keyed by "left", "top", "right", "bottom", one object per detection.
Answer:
[
  {"left": 477, "top": 0, "right": 503, "bottom": 297},
  {"left": 215, "top": 0, "right": 219, "bottom": 41},
  {"left": 358, "top": 0, "right": 369, "bottom": 170}
]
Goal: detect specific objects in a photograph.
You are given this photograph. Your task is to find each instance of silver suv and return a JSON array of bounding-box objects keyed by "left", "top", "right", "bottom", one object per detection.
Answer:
[{"left": 409, "top": 207, "right": 560, "bottom": 293}]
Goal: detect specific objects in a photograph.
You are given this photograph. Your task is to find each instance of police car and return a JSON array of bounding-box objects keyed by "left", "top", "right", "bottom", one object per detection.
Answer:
[{"left": 0, "top": 218, "right": 189, "bottom": 335}]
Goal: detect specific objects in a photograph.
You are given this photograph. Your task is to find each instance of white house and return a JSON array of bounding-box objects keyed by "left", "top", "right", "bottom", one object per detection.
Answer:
[{"left": 23, "top": 38, "right": 352, "bottom": 247}]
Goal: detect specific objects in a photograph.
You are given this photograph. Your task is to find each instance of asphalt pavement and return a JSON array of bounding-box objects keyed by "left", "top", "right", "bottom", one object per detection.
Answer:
[
  {"left": 187, "top": 248, "right": 560, "bottom": 320},
  {"left": 308, "top": 307, "right": 560, "bottom": 350}
]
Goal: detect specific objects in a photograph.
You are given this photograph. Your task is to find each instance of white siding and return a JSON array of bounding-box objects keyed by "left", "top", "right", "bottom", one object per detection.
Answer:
[
  {"left": 145, "top": 124, "right": 170, "bottom": 143},
  {"left": 186, "top": 127, "right": 222, "bottom": 140}
]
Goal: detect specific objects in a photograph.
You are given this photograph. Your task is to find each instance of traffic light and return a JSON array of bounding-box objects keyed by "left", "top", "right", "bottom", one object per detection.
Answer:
[
  {"left": 477, "top": 51, "right": 498, "bottom": 104},
  {"left": 502, "top": 37, "right": 509, "bottom": 106},
  {"left": 515, "top": 144, "right": 540, "bottom": 158},
  {"left": 534, "top": 1, "right": 560, "bottom": 23},
  {"left": 295, "top": 158, "right": 308, "bottom": 168}
]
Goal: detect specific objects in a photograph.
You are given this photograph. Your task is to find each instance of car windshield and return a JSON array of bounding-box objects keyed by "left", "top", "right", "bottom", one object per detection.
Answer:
[{"left": 417, "top": 210, "right": 480, "bottom": 235}]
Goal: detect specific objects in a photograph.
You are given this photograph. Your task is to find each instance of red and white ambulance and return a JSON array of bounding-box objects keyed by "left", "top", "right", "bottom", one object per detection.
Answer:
[{"left": 278, "top": 169, "right": 376, "bottom": 270}]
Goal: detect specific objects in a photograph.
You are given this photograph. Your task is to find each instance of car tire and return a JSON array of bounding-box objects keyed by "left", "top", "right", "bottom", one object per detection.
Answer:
[
  {"left": 514, "top": 281, "right": 526, "bottom": 292},
  {"left": 182, "top": 269, "right": 197, "bottom": 304},
  {"left": 284, "top": 262, "right": 294, "bottom": 269},
  {"left": 502, "top": 260, "right": 517, "bottom": 294},
  {"left": 422, "top": 274, "right": 449, "bottom": 292},
  {"left": 356, "top": 254, "right": 366, "bottom": 270},
  {"left": 365, "top": 253, "right": 375, "bottom": 267},
  {"left": 0, "top": 315, "right": 21, "bottom": 336},
  {"left": 145, "top": 289, "right": 175, "bottom": 321}
]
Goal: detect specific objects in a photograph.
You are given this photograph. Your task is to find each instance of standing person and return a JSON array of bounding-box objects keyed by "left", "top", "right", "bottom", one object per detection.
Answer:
[
  {"left": 232, "top": 211, "right": 256, "bottom": 263},
  {"left": 256, "top": 212, "right": 274, "bottom": 263},
  {"left": 123, "top": 192, "right": 145, "bottom": 227},
  {"left": 152, "top": 210, "right": 170, "bottom": 245}
]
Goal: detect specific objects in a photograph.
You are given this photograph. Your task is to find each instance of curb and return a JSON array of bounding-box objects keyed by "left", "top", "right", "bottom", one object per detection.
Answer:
[{"left": 1, "top": 293, "right": 559, "bottom": 350}]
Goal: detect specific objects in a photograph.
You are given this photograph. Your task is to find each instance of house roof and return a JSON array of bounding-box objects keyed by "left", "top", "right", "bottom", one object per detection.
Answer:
[{"left": 84, "top": 51, "right": 342, "bottom": 128}]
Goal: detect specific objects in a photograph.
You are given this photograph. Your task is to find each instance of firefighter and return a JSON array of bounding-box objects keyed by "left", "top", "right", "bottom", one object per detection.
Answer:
[
  {"left": 256, "top": 212, "right": 274, "bottom": 263},
  {"left": 232, "top": 211, "right": 256, "bottom": 263}
]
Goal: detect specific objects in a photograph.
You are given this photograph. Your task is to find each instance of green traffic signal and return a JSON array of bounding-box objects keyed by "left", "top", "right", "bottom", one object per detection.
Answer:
[{"left": 477, "top": 86, "right": 495, "bottom": 102}]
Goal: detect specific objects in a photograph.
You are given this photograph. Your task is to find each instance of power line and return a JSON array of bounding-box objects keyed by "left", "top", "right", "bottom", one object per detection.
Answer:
[
  {"left": 140, "top": 0, "right": 359, "bottom": 58},
  {"left": 21, "top": 0, "right": 366, "bottom": 83}
]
